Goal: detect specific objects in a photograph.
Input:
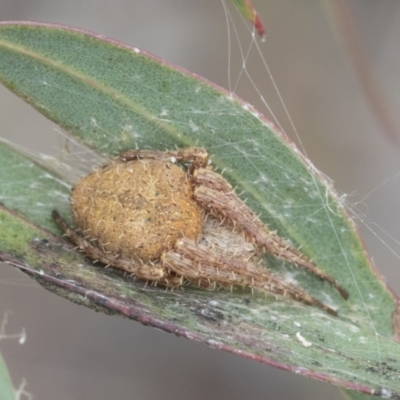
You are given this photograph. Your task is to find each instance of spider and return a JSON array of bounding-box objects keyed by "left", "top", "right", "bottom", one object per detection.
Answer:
[{"left": 52, "top": 147, "right": 348, "bottom": 316}]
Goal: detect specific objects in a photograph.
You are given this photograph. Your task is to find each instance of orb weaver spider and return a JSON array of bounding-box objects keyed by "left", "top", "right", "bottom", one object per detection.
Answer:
[{"left": 53, "top": 147, "right": 348, "bottom": 315}]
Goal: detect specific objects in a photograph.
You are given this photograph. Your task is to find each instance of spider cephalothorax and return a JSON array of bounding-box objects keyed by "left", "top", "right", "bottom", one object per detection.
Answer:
[{"left": 53, "top": 147, "right": 348, "bottom": 315}]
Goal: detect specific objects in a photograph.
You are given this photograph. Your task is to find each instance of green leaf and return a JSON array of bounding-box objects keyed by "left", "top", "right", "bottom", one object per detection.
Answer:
[
  {"left": 0, "top": 22, "right": 399, "bottom": 397},
  {"left": 0, "top": 351, "right": 15, "bottom": 400}
]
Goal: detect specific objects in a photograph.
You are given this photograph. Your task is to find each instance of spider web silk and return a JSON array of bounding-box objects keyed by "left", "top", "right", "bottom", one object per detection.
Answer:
[
  {"left": 219, "top": 1, "right": 400, "bottom": 397},
  {"left": 1, "top": 2, "right": 400, "bottom": 399},
  {"left": 222, "top": 0, "right": 400, "bottom": 397}
]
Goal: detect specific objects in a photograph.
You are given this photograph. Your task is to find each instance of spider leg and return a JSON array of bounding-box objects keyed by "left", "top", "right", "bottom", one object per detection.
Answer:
[
  {"left": 192, "top": 168, "right": 349, "bottom": 300},
  {"left": 162, "top": 238, "right": 338, "bottom": 316},
  {"left": 52, "top": 210, "right": 180, "bottom": 286},
  {"left": 119, "top": 147, "right": 209, "bottom": 169}
]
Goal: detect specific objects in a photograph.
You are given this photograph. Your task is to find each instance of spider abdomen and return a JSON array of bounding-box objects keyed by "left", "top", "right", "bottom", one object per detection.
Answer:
[{"left": 71, "top": 160, "right": 203, "bottom": 263}]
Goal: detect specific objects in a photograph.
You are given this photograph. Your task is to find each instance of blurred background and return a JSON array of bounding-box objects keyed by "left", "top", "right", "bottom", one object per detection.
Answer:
[{"left": 1, "top": 1, "right": 400, "bottom": 399}]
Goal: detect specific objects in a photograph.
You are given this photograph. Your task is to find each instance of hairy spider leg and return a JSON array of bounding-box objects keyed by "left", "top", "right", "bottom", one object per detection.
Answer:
[
  {"left": 52, "top": 210, "right": 181, "bottom": 287},
  {"left": 192, "top": 168, "right": 349, "bottom": 300},
  {"left": 162, "top": 238, "right": 338, "bottom": 316}
]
